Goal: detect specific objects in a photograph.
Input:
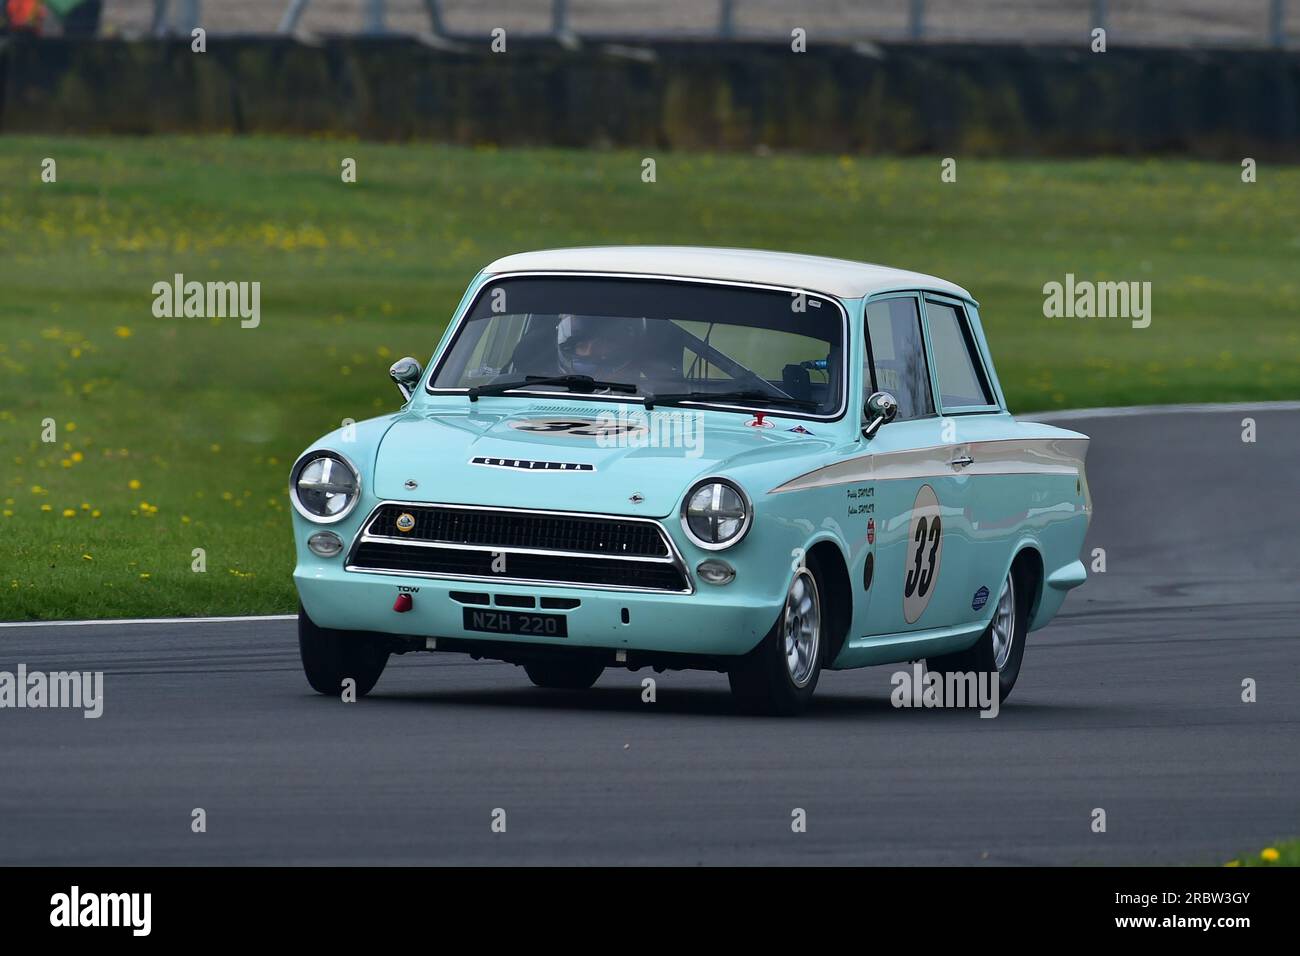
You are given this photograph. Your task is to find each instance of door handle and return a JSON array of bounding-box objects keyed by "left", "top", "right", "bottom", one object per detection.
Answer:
[{"left": 950, "top": 455, "right": 974, "bottom": 468}]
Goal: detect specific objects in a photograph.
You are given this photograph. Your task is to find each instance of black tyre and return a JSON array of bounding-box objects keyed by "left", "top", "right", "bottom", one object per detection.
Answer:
[
  {"left": 728, "top": 556, "right": 825, "bottom": 716},
  {"left": 925, "top": 567, "right": 1029, "bottom": 705},
  {"left": 298, "top": 604, "right": 390, "bottom": 697},
  {"left": 524, "top": 659, "right": 604, "bottom": 690}
]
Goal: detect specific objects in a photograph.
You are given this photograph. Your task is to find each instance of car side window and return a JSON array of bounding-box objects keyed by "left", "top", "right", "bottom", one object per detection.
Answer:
[
  {"left": 864, "top": 297, "right": 934, "bottom": 421},
  {"left": 924, "top": 300, "right": 993, "bottom": 408}
]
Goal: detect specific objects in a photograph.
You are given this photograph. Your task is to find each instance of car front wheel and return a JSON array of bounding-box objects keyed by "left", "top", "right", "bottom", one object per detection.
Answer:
[
  {"left": 925, "top": 568, "right": 1028, "bottom": 705},
  {"left": 298, "top": 604, "right": 390, "bottom": 697},
  {"left": 728, "top": 558, "right": 825, "bottom": 716}
]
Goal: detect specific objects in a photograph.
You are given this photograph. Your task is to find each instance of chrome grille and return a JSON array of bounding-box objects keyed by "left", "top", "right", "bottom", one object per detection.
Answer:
[
  {"left": 366, "top": 504, "right": 668, "bottom": 557},
  {"left": 347, "top": 503, "right": 690, "bottom": 593}
]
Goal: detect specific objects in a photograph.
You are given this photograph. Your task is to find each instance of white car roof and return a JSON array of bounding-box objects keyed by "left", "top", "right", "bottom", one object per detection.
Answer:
[{"left": 483, "top": 246, "right": 974, "bottom": 302}]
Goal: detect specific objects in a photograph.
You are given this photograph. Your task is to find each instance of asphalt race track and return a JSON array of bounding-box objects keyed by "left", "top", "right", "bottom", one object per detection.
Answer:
[{"left": 2, "top": 406, "right": 1297, "bottom": 865}]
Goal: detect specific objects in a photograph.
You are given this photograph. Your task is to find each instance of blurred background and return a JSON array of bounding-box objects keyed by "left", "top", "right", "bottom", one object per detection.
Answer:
[
  {"left": 1, "top": 1, "right": 1296, "bottom": 620},
  {"left": 5, "top": 1, "right": 1299, "bottom": 46}
]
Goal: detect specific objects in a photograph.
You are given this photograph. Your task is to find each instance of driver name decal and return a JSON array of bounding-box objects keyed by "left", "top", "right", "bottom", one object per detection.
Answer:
[{"left": 847, "top": 484, "right": 874, "bottom": 516}]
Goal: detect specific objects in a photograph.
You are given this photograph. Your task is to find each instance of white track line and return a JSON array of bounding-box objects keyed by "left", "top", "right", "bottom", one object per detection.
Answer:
[
  {"left": 0, "top": 615, "right": 296, "bottom": 629},
  {"left": 1021, "top": 400, "right": 1300, "bottom": 422},
  {"left": 4, "top": 400, "right": 1297, "bottom": 629}
]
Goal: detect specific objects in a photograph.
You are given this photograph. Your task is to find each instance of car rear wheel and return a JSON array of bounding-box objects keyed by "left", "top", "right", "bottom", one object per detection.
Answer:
[
  {"left": 298, "top": 604, "right": 390, "bottom": 697},
  {"left": 925, "top": 568, "right": 1028, "bottom": 705},
  {"left": 728, "top": 557, "right": 824, "bottom": 716},
  {"left": 524, "top": 660, "right": 605, "bottom": 690}
]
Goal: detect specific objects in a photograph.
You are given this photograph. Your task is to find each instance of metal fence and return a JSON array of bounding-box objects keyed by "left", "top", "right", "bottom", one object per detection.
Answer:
[{"left": 122, "top": 1, "right": 1296, "bottom": 48}]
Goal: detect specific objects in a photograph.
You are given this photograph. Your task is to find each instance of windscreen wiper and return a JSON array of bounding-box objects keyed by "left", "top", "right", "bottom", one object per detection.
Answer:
[
  {"left": 643, "top": 389, "right": 819, "bottom": 411},
  {"left": 468, "top": 374, "right": 639, "bottom": 402}
]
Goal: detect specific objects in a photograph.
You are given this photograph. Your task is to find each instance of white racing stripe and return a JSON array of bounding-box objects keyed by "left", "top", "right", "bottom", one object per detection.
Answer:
[
  {"left": 0, "top": 614, "right": 296, "bottom": 629},
  {"left": 771, "top": 436, "right": 1088, "bottom": 493}
]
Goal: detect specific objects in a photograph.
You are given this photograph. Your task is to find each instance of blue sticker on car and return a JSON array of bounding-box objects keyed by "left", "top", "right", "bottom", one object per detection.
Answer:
[{"left": 972, "top": 586, "right": 990, "bottom": 610}]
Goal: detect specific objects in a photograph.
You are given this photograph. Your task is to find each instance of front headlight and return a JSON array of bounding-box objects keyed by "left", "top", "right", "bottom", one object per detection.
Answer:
[
  {"left": 290, "top": 450, "right": 361, "bottom": 523},
  {"left": 681, "top": 478, "right": 751, "bottom": 550}
]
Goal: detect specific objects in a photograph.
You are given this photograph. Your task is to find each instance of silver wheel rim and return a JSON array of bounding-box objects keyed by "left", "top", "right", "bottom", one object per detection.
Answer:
[
  {"left": 991, "top": 574, "right": 1016, "bottom": 671},
  {"left": 783, "top": 569, "right": 821, "bottom": 687}
]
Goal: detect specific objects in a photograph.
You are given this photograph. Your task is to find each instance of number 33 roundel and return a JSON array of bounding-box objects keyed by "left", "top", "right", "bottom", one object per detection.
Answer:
[{"left": 903, "top": 484, "right": 943, "bottom": 623}]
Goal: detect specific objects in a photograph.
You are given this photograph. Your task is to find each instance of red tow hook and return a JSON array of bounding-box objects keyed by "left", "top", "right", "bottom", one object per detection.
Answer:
[{"left": 393, "top": 593, "right": 413, "bottom": 613}]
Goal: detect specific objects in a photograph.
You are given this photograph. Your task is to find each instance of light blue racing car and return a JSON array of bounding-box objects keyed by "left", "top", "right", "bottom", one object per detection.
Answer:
[{"left": 289, "top": 247, "right": 1090, "bottom": 714}]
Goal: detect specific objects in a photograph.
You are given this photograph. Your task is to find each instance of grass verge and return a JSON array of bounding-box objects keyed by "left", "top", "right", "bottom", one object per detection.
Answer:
[{"left": 1, "top": 137, "right": 1296, "bottom": 618}]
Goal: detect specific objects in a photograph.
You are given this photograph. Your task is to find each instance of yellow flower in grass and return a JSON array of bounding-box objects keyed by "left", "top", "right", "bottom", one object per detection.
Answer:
[
  {"left": 114, "top": 326, "right": 132, "bottom": 339},
  {"left": 82, "top": 554, "right": 93, "bottom": 561},
  {"left": 2, "top": 510, "right": 13, "bottom": 518},
  {"left": 40, "top": 504, "right": 51, "bottom": 512},
  {"left": 1261, "top": 847, "right": 1280, "bottom": 862},
  {"left": 139, "top": 573, "right": 151, "bottom": 580},
  {"left": 71, "top": 451, "right": 83, "bottom": 463},
  {"left": 128, "top": 479, "right": 141, "bottom": 490},
  {"left": 91, "top": 510, "right": 101, "bottom": 518},
  {"left": 62, "top": 509, "right": 75, "bottom": 518},
  {"left": 80, "top": 503, "right": 90, "bottom": 511}
]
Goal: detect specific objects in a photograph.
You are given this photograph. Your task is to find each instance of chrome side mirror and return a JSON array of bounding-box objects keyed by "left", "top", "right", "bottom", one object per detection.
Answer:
[
  {"left": 862, "top": 390, "right": 898, "bottom": 439},
  {"left": 389, "top": 357, "right": 423, "bottom": 402}
]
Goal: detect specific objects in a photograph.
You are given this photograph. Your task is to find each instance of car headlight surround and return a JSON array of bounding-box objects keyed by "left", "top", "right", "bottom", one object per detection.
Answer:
[
  {"left": 290, "top": 449, "right": 362, "bottom": 524},
  {"left": 680, "top": 478, "right": 752, "bottom": 551}
]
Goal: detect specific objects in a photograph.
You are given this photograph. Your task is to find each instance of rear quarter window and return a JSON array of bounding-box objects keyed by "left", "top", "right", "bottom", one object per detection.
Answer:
[{"left": 924, "top": 300, "right": 993, "bottom": 409}]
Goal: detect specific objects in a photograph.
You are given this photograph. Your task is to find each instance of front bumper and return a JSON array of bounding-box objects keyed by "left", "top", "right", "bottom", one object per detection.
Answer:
[{"left": 293, "top": 562, "right": 779, "bottom": 657}]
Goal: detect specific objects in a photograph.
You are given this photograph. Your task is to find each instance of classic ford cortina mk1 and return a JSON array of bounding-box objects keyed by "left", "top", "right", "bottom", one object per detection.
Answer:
[{"left": 289, "top": 247, "right": 1091, "bottom": 714}]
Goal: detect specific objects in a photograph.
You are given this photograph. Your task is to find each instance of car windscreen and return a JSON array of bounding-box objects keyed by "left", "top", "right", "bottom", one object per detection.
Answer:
[{"left": 429, "top": 276, "right": 845, "bottom": 418}]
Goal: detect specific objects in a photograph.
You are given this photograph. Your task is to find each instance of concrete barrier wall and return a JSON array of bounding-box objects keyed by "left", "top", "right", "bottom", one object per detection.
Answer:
[{"left": 2, "top": 37, "right": 1297, "bottom": 157}]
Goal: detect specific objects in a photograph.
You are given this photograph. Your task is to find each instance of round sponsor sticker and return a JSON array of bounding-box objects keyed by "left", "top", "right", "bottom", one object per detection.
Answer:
[
  {"left": 395, "top": 512, "right": 416, "bottom": 533},
  {"left": 902, "top": 484, "right": 943, "bottom": 624}
]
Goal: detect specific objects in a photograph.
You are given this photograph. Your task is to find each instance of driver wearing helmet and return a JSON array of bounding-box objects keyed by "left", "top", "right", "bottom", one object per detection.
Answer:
[{"left": 555, "top": 314, "right": 648, "bottom": 382}]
